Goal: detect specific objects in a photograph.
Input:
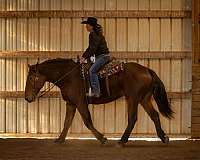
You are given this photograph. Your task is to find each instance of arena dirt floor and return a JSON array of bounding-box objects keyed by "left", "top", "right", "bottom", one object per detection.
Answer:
[{"left": 0, "top": 138, "right": 199, "bottom": 160}]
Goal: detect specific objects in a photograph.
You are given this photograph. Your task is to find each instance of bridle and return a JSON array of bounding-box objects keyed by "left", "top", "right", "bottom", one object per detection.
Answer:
[{"left": 28, "top": 64, "right": 81, "bottom": 98}]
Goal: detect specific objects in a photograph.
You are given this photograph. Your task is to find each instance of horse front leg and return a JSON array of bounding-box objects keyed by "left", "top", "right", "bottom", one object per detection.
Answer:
[
  {"left": 55, "top": 102, "right": 76, "bottom": 143},
  {"left": 77, "top": 103, "right": 107, "bottom": 144}
]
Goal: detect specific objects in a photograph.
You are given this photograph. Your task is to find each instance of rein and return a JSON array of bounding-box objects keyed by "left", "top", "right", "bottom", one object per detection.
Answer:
[{"left": 37, "top": 64, "right": 81, "bottom": 98}]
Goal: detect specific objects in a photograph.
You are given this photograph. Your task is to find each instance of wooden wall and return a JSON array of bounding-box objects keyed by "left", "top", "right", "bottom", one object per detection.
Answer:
[
  {"left": 192, "top": 0, "right": 200, "bottom": 138},
  {"left": 0, "top": 0, "right": 192, "bottom": 138}
]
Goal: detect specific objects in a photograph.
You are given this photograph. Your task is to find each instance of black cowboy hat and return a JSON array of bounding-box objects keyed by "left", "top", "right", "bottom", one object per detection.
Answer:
[{"left": 81, "top": 17, "right": 98, "bottom": 26}]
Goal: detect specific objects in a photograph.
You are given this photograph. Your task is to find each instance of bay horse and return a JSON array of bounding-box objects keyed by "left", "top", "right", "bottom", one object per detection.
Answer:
[{"left": 25, "top": 58, "right": 173, "bottom": 146}]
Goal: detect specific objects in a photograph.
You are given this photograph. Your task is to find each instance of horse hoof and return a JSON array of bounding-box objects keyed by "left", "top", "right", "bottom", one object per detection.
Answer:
[
  {"left": 54, "top": 138, "right": 65, "bottom": 144},
  {"left": 161, "top": 135, "right": 169, "bottom": 144},
  {"left": 163, "top": 135, "right": 169, "bottom": 144},
  {"left": 101, "top": 137, "right": 108, "bottom": 145},
  {"left": 116, "top": 141, "right": 125, "bottom": 148}
]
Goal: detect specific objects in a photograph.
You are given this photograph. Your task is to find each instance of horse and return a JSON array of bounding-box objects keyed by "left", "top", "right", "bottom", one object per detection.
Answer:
[{"left": 25, "top": 58, "right": 173, "bottom": 146}]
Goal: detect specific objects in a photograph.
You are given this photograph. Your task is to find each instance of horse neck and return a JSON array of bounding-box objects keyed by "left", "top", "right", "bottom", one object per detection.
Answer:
[{"left": 38, "top": 61, "right": 79, "bottom": 87}]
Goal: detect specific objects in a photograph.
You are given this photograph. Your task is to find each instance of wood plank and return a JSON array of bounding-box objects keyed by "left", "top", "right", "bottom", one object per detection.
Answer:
[
  {"left": 183, "top": 18, "right": 192, "bottom": 51},
  {"left": 117, "top": 0, "right": 127, "bottom": 10},
  {"left": 84, "top": 0, "right": 94, "bottom": 10},
  {"left": 161, "top": 0, "right": 171, "bottom": 10},
  {"left": 27, "top": 100, "right": 38, "bottom": 133},
  {"left": 39, "top": 0, "right": 50, "bottom": 10},
  {"left": 127, "top": 0, "right": 138, "bottom": 10},
  {"left": 116, "top": 18, "right": 127, "bottom": 51},
  {"left": 139, "top": 0, "right": 149, "bottom": 10},
  {"left": 105, "top": 18, "right": 116, "bottom": 52},
  {"left": 6, "top": 0, "right": 17, "bottom": 11},
  {"left": 39, "top": 98, "right": 49, "bottom": 133},
  {"left": 16, "top": 98, "right": 27, "bottom": 133},
  {"left": 50, "top": 0, "right": 61, "bottom": 10},
  {"left": 0, "top": 18, "right": 6, "bottom": 50},
  {"left": 50, "top": 18, "right": 60, "bottom": 51},
  {"left": 182, "top": 98, "right": 191, "bottom": 134},
  {"left": 0, "top": 51, "right": 192, "bottom": 59},
  {"left": 61, "top": 18, "right": 72, "bottom": 51},
  {"left": 27, "top": 0, "right": 39, "bottom": 10},
  {"left": 6, "top": 98, "right": 17, "bottom": 133},
  {"left": 106, "top": 0, "right": 116, "bottom": 10},
  {"left": 17, "top": 0, "right": 28, "bottom": 10},
  {"left": 172, "top": 0, "right": 182, "bottom": 10},
  {"left": 39, "top": 18, "right": 50, "bottom": 51},
  {"left": 150, "top": 0, "right": 160, "bottom": 10},
  {"left": 127, "top": 19, "right": 138, "bottom": 52},
  {"left": 6, "top": 19, "right": 17, "bottom": 51},
  {"left": 93, "top": 104, "right": 105, "bottom": 133},
  {"left": 0, "top": 11, "right": 192, "bottom": 18},
  {"left": 170, "top": 18, "right": 182, "bottom": 134},
  {"left": 192, "top": 0, "right": 200, "bottom": 138},
  {"left": 0, "top": 0, "right": 6, "bottom": 11},
  {"left": 28, "top": 18, "right": 39, "bottom": 51},
  {"left": 182, "top": 58, "right": 192, "bottom": 134},
  {"left": 61, "top": 0, "right": 72, "bottom": 10},
  {"left": 16, "top": 18, "right": 28, "bottom": 133},
  {"left": 104, "top": 102, "right": 115, "bottom": 134},
  {"left": 72, "top": 18, "right": 83, "bottom": 51},
  {"left": 72, "top": 0, "right": 83, "bottom": 10},
  {"left": 139, "top": 18, "right": 149, "bottom": 51},
  {"left": 0, "top": 98, "right": 5, "bottom": 133},
  {"left": 95, "top": 0, "right": 105, "bottom": 10}
]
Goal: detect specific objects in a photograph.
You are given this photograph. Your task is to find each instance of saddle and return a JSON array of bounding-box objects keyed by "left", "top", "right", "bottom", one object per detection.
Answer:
[{"left": 81, "top": 56, "right": 124, "bottom": 96}]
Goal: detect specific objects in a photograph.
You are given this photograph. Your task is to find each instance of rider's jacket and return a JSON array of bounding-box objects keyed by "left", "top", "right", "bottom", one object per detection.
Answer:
[{"left": 82, "top": 31, "right": 109, "bottom": 59}]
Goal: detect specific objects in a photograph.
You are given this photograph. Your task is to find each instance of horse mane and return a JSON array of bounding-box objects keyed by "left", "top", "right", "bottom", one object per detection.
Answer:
[
  {"left": 38, "top": 58, "right": 78, "bottom": 75},
  {"left": 40, "top": 58, "right": 75, "bottom": 66}
]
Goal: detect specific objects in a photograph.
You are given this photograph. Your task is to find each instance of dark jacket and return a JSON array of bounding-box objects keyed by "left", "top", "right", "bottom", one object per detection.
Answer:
[{"left": 82, "top": 31, "right": 109, "bottom": 59}]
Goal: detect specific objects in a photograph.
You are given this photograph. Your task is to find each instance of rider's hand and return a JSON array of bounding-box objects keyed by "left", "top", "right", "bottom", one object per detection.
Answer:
[{"left": 80, "top": 57, "right": 85, "bottom": 64}]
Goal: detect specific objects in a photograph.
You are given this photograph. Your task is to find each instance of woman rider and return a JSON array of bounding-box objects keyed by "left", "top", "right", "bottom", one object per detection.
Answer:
[{"left": 80, "top": 17, "right": 110, "bottom": 98}]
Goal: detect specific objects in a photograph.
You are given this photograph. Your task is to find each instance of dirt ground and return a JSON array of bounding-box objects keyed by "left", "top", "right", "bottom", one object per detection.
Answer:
[{"left": 0, "top": 139, "right": 199, "bottom": 160}]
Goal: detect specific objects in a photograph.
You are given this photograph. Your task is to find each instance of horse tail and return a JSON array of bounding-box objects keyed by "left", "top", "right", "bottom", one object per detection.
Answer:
[{"left": 148, "top": 69, "right": 174, "bottom": 119}]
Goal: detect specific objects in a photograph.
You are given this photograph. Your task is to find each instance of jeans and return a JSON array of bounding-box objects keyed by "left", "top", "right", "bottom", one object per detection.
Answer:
[{"left": 89, "top": 54, "right": 110, "bottom": 95}]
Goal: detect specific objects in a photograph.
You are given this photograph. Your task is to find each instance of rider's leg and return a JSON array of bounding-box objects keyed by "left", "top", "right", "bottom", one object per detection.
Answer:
[{"left": 89, "top": 55, "right": 110, "bottom": 97}]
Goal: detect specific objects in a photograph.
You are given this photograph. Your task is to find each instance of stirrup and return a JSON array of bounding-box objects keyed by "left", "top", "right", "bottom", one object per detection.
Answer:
[{"left": 86, "top": 92, "right": 101, "bottom": 98}]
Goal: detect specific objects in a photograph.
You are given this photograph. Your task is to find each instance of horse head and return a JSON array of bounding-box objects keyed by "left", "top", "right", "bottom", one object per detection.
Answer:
[{"left": 25, "top": 62, "right": 46, "bottom": 103}]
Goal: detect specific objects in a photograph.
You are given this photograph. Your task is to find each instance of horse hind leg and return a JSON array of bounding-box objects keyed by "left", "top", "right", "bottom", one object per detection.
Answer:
[
  {"left": 141, "top": 96, "right": 169, "bottom": 143},
  {"left": 118, "top": 97, "right": 138, "bottom": 146}
]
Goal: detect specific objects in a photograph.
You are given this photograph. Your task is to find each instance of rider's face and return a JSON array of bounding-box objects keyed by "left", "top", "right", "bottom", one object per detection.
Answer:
[{"left": 86, "top": 24, "right": 93, "bottom": 32}]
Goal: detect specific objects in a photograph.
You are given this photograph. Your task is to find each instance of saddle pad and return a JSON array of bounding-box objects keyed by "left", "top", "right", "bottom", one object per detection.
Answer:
[{"left": 98, "top": 59, "right": 124, "bottom": 78}]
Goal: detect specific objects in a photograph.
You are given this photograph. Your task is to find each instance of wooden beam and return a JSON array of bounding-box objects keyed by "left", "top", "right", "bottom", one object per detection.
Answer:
[
  {"left": 192, "top": 0, "right": 200, "bottom": 138},
  {"left": 0, "top": 91, "right": 191, "bottom": 99},
  {"left": 0, "top": 51, "right": 191, "bottom": 59},
  {"left": 0, "top": 10, "right": 191, "bottom": 18}
]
